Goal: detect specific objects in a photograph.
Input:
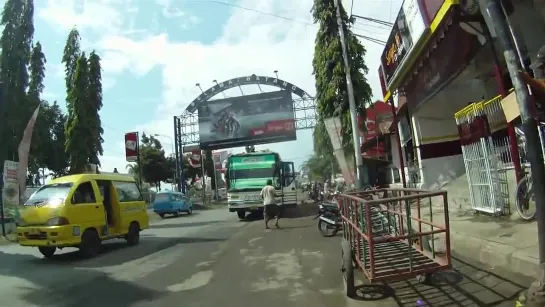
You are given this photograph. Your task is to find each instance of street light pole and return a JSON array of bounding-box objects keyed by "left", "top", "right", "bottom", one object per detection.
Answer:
[
  {"left": 153, "top": 134, "right": 177, "bottom": 190},
  {"left": 487, "top": 1, "right": 545, "bottom": 304},
  {"left": 333, "top": 0, "right": 364, "bottom": 189}
]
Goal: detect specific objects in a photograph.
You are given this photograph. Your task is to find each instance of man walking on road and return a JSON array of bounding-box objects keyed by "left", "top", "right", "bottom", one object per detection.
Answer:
[{"left": 261, "top": 179, "right": 280, "bottom": 229}]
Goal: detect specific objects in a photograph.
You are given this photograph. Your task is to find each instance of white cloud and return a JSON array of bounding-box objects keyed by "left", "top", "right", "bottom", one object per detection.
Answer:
[
  {"left": 39, "top": 0, "right": 129, "bottom": 35},
  {"left": 39, "top": 0, "right": 399, "bottom": 173}
]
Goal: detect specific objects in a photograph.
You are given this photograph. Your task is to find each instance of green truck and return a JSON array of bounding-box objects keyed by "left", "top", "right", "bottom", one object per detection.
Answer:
[{"left": 225, "top": 151, "right": 297, "bottom": 219}]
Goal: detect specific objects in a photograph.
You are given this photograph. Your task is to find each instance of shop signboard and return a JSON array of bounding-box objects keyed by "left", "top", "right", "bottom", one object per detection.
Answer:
[
  {"left": 404, "top": 19, "right": 482, "bottom": 112},
  {"left": 125, "top": 132, "right": 139, "bottom": 162},
  {"left": 381, "top": 0, "right": 428, "bottom": 87}
]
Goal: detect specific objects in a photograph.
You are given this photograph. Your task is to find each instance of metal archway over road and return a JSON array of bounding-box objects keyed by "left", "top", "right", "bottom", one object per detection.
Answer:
[{"left": 173, "top": 74, "right": 317, "bottom": 148}]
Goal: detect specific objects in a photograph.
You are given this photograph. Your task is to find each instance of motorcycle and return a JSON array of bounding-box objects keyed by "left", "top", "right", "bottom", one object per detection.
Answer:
[{"left": 314, "top": 196, "right": 342, "bottom": 237}]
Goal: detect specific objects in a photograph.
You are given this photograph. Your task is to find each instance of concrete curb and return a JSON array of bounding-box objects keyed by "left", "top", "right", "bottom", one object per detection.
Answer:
[{"left": 450, "top": 229, "right": 539, "bottom": 280}]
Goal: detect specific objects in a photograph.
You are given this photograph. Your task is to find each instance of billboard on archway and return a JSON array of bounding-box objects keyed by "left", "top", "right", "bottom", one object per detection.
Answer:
[{"left": 197, "top": 90, "right": 296, "bottom": 149}]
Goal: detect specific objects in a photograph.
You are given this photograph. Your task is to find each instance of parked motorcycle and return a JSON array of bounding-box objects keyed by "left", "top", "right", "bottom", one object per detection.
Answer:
[{"left": 314, "top": 198, "right": 342, "bottom": 237}]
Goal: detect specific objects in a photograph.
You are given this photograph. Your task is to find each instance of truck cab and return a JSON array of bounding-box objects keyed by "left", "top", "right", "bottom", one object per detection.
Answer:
[{"left": 225, "top": 152, "right": 297, "bottom": 219}]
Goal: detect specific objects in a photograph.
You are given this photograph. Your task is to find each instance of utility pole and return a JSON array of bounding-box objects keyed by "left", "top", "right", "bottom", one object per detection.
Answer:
[
  {"left": 487, "top": 1, "right": 545, "bottom": 304},
  {"left": 333, "top": 0, "right": 365, "bottom": 189}
]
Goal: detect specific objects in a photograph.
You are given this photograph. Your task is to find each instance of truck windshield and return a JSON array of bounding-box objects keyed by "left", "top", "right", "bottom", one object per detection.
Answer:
[
  {"left": 24, "top": 182, "right": 73, "bottom": 206},
  {"left": 231, "top": 168, "right": 274, "bottom": 179}
]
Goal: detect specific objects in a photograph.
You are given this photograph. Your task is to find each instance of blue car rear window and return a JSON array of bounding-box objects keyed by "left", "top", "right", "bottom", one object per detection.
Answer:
[{"left": 154, "top": 194, "right": 171, "bottom": 202}]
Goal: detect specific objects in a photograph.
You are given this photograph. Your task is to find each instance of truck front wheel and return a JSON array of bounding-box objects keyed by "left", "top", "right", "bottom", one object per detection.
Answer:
[{"left": 237, "top": 211, "right": 246, "bottom": 220}]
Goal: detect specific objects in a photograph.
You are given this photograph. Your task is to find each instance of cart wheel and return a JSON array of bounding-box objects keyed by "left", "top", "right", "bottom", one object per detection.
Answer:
[
  {"left": 416, "top": 273, "right": 432, "bottom": 284},
  {"left": 341, "top": 238, "right": 356, "bottom": 297}
]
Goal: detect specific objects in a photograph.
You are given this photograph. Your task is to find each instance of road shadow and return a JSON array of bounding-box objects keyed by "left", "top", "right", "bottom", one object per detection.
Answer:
[
  {"left": 0, "top": 249, "right": 166, "bottom": 306},
  {"left": 239, "top": 211, "right": 266, "bottom": 223},
  {"left": 282, "top": 202, "right": 319, "bottom": 219},
  {"left": 148, "top": 211, "right": 198, "bottom": 220},
  {"left": 20, "top": 236, "right": 225, "bottom": 268},
  {"left": 350, "top": 257, "right": 525, "bottom": 306}
]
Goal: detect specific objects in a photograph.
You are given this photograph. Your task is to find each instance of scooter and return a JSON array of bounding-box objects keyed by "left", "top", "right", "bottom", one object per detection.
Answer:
[{"left": 314, "top": 195, "right": 342, "bottom": 237}]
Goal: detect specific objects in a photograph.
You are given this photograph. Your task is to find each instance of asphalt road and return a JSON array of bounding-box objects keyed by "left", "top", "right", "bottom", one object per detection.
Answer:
[{"left": 0, "top": 205, "right": 528, "bottom": 307}]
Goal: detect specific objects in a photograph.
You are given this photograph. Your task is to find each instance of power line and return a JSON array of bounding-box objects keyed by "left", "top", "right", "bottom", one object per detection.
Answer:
[
  {"left": 192, "top": 0, "right": 391, "bottom": 46},
  {"left": 351, "top": 14, "right": 393, "bottom": 27},
  {"left": 354, "top": 33, "right": 386, "bottom": 45},
  {"left": 196, "top": 0, "right": 313, "bottom": 26}
]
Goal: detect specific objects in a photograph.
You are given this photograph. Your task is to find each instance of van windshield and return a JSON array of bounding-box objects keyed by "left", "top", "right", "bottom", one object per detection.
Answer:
[{"left": 24, "top": 183, "right": 73, "bottom": 206}]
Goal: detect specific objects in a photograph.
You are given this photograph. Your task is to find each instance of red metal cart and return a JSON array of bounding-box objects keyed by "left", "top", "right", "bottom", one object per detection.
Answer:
[{"left": 337, "top": 188, "right": 452, "bottom": 297}]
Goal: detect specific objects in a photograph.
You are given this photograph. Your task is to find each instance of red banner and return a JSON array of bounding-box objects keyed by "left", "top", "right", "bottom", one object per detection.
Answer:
[
  {"left": 190, "top": 149, "right": 202, "bottom": 168},
  {"left": 358, "top": 101, "right": 393, "bottom": 158},
  {"left": 212, "top": 151, "right": 229, "bottom": 171},
  {"left": 125, "top": 132, "right": 138, "bottom": 162}
]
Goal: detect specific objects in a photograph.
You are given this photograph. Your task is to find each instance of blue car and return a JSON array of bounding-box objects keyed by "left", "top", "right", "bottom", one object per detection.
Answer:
[{"left": 153, "top": 191, "right": 193, "bottom": 218}]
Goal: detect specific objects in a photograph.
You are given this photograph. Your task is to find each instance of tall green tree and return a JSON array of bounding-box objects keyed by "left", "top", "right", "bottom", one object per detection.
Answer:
[
  {"left": 0, "top": 0, "right": 35, "bottom": 166},
  {"left": 27, "top": 41, "right": 45, "bottom": 103},
  {"left": 61, "top": 28, "right": 81, "bottom": 119},
  {"left": 27, "top": 41, "right": 47, "bottom": 179},
  {"left": 138, "top": 134, "right": 172, "bottom": 190},
  {"left": 87, "top": 50, "right": 104, "bottom": 165},
  {"left": 65, "top": 53, "right": 91, "bottom": 173},
  {"left": 302, "top": 153, "right": 338, "bottom": 181},
  {"left": 45, "top": 101, "right": 69, "bottom": 177},
  {"left": 311, "top": 0, "right": 372, "bottom": 156}
]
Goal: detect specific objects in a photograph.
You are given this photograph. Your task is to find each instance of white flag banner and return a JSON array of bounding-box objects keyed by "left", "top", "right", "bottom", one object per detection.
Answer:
[
  {"left": 324, "top": 117, "right": 356, "bottom": 186},
  {"left": 18, "top": 104, "right": 41, "bottom": 204},
  {"left": 324, "top": 117, "right": 343, "bottom": 150}
]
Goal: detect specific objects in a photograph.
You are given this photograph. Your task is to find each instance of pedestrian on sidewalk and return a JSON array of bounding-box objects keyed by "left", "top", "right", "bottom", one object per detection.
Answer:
[{"left": 260, "top": 179, "right": 280, "bottom": 229}]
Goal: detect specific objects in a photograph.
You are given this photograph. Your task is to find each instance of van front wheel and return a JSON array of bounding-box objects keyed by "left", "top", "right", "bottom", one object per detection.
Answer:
[
  {"left": 80, "top": 229, "right": 101, "bottom": 258},
  {"left": 126, "top": 222, "right": 140, "bottom": 246},
  {"left": 38, "top": 246, "right": 56, "bottom": 258}
]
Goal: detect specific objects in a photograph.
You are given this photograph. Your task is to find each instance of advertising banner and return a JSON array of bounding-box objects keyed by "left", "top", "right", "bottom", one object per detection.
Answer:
[
  {"left": 323, "top": 117, "right": 355, "bottom": 186},
  {"left": 125, "top": 132, "right": 139, "bottom": 162},
  {"left": 198, "top": 90, "right": 296, "bottom": 149},
  {"left": 359, "top": 101, "right": 393, "bottom": 159},
  {"left": 2, "top": 160, "right": 20, "bottom": 216}
]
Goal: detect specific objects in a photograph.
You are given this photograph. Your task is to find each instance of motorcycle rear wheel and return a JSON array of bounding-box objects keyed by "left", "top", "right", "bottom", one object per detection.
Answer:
[{"left": 318, "top": 219, "right": 339, "bottom": 237}]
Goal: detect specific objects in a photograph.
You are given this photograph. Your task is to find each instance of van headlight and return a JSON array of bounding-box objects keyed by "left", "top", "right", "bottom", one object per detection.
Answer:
[{"left": 46, "top": 217, "right": 70, "bottom": 226}]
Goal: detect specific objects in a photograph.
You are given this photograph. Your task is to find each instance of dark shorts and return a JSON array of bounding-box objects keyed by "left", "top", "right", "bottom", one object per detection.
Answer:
[{"left": 264, "top": 204, "right": 282, "bottom": 218}]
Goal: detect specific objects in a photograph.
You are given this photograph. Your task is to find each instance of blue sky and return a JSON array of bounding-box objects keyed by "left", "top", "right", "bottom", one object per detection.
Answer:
[{"left": 30, "top": 0, "right": 399, "bottom": 174}]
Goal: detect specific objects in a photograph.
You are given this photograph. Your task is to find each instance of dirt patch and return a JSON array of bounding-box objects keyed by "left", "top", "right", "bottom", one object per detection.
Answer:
[
  {"left": 0, "top": 233, "right": 18, "bottom": 245},
  {"left": 193, "top": 202, "right": 227, "bottom": 211}
]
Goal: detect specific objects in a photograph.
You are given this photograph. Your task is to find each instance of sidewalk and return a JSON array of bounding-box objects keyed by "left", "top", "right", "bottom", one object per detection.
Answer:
[
  {"left": 446, "top": 205, "right": 538, "bottom": 279},
  {"left": 420, "top": 195, "right": 539, "bottom": 281}
]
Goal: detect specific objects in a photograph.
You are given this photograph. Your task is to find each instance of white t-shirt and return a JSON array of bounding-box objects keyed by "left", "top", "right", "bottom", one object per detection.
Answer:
[{"left": 260, "top": 185, "right": 277, "bottom": 206}]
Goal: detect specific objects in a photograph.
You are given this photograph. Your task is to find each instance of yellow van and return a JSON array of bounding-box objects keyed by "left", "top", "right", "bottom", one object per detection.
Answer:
[{"left": 16, "top": 173, "right": 149, "bottom": 258}]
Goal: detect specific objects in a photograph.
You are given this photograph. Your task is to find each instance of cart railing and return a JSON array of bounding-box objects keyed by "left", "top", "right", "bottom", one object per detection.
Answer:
[{"left": 338, "top": 188, "right": 451, "bottom": 283}]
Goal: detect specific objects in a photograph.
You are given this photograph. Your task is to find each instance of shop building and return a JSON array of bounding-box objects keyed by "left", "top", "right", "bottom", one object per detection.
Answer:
[{"left": 369, "top": 0, "right": 545, "bottom": 214}]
